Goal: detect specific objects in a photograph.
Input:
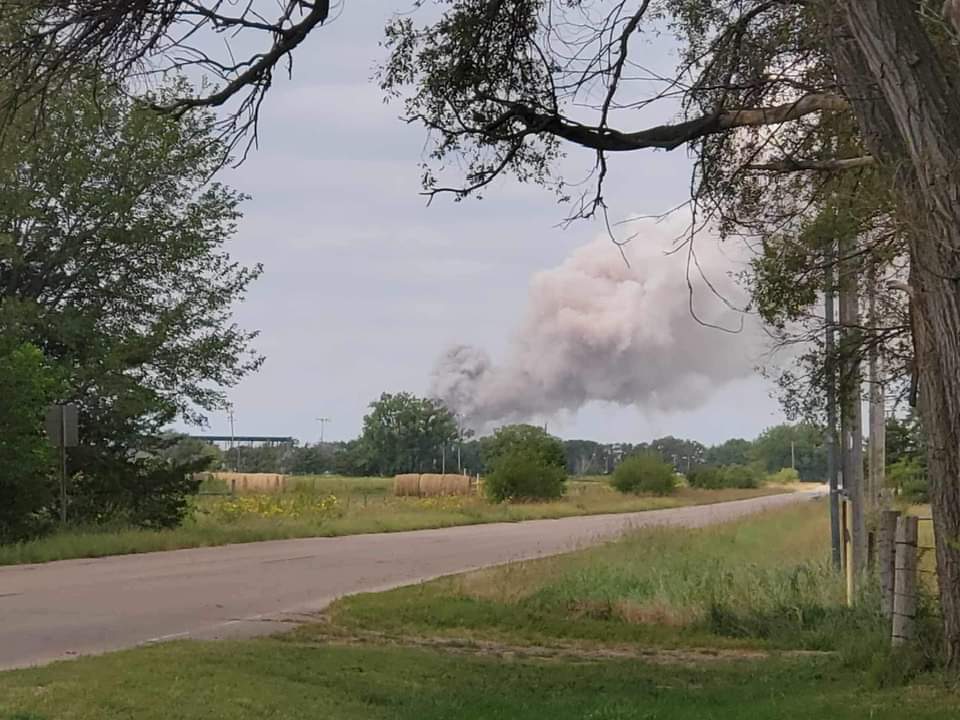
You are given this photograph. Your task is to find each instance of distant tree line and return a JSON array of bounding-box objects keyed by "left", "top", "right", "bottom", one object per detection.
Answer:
[{"left": 196, "top": 391, "right": 861, "bottom": 484}]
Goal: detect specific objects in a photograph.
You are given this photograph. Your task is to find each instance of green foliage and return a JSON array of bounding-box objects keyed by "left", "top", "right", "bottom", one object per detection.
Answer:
[
  {"left": 886, "top": 415, "right": 925, "bottom": 467},
  {"left": 68, "top": 446, "right": 204, "bottom": 529},
  {"left": 887, "top": 458, "right": 928, "bottom": 503},
  {"left": 611, "top": 453, "right": 676, "bottom": 496},
  {"left": 159, "top": 435, "right": 223, "bottom": 471},
  {"left": 705, "top": 438, "right": 753, "bottom": 467},
  {"left": 688, "top": 464, "right": 761, "bottom": 489},
  {"left": 767, "top": 467, "right": 800, "bottom": 484},
  {"left": 484, "top": 447, "right": 566, "bottom": 502},
  {"left": 483, "top": 424, "right": 566, "bottom": 471},
  {"left": 0, "top": 342, "right": 60, "bottom": 542},
  {"left": 359, "top": 392, "right": 458, "bottom": 475},
  {"left": 646, "top": 436, "right": 706, "bottom": 472},
  {"left": 751, "top": 423, "right": 826, "bottom": 481},
  {"left": 0, "top": 76, "right": 261, "bottom": 536}
]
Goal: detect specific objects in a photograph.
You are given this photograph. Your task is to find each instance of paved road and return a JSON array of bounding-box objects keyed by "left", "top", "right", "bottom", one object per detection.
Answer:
[{"left": 0, "top": 489, "right": 822, "bottom": 670}]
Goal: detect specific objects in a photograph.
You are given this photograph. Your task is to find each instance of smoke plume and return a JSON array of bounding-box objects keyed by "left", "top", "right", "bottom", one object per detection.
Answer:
[{"left": 431, "top": 217, "right": 762, "bottom": 430}]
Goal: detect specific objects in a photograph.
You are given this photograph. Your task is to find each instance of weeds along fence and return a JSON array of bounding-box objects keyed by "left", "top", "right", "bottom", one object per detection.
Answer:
[{"left": 393, "top": 473, "right": 478, "bottom": 497}]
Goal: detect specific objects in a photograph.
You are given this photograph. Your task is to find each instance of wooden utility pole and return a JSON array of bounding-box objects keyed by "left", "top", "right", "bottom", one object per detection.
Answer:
[
  {"left": 867, "top": 264, "right": 886, "bottom": 510},
  {"left": 825, "top": 252, "right": 842, "bottom": 571},
  {"left": 892, "top": 515, "right": 919, "bottom": 646},
  {"left": 839, "top": 233, "right": 866, "bottom": 583}
]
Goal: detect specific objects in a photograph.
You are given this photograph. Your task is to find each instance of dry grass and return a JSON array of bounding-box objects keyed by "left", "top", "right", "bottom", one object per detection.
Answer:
[{"left": 0, "top": 478, "right": 791, "bottom": 566}]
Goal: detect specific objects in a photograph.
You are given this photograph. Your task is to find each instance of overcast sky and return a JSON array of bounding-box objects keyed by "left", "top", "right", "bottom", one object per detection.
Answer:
[{"left": 189, "top": 3, "right": 787, "bottom": 446}]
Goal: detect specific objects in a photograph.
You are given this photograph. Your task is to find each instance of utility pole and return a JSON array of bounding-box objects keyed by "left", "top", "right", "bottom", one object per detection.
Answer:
[
  {"left": 316, "top": 416, "right": 331, "bottom": 445},
  {"left": 867, "top": 264, "right": 886, "bottom": 510},
  {"left": 839, "top": 233, "right": 866, "bottom": 584},
  {"left": 825, "top": 249, "right": 842, "bottom": 571},
  {"left": 227, "top": 405, "right": 240, "bottom": 471},
  {"left": 456, "top": 413, "right": 464, "bottom": 473}
]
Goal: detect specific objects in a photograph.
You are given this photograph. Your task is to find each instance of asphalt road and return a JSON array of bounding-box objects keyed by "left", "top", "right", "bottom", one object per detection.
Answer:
[{"left": 0, "top": 489, "right": 822, "bottom": 670}]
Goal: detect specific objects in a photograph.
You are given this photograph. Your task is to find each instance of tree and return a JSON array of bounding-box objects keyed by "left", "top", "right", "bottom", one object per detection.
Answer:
[
  {"left": 752, "top": 424, "right": 826, "bottom": 482},
  {"left": 0, "top": 341, "right": 59, "bottom": 542},
  {"left": 705, "top": 439, "right": 753, "bottom": 468},
  {"left": 0, "top": 77, "right": 260, "bottom": 527},
  {"left": 563, "top": 439, "right": 606, "bottom": 475},
  {"left": 482, "top": 424, "right": 566, "bottom": 471},
  {"left": 647, "top": 436, "right": 706, "bottom": 474},
  {"left": 359, "top": 392, "right": 458, "bottom": 475}
]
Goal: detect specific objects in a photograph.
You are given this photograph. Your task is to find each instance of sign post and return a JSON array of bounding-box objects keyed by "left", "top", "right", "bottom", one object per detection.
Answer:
[{"left": 45, "top": 403, "right": 79, "bottom": 524}]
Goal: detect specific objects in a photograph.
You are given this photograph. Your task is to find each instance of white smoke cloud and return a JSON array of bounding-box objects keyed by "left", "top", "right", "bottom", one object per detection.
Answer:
[{"left": 431, "top": 215, "right": 764, "bottom": 430}]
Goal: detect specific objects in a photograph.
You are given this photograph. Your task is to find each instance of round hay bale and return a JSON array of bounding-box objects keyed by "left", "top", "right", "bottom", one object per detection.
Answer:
[
  {"left": 418, "top": 473, "right": 447, "bottom": 497},
  {"left": 440, "top": 474, "right": 471, "bottom": 496},
  {"left": 394, "top": 473, "right": 421, "bottom": 497}
]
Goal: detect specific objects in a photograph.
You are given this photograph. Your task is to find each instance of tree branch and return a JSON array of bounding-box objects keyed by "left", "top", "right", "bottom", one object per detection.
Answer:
[
  {"left": 746, "top": 156, "right": 875, "bottom": 172},
  {"left": 511, "top": 92, "right": 849, "bottom": 152}
]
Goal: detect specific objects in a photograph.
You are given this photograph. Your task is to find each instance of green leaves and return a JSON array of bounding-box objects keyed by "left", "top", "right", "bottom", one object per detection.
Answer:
[
  {"left": 0, "top": 78, "right": 260, "bottom": 440},
  {"left": 0, "top": 341, "right": 61, "bottom": 541},
  {"left": 360, "top": 392, "right": 459, "bottom": 475}
]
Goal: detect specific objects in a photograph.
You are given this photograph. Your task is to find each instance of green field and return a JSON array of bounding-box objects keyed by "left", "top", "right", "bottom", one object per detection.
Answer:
[
  {"left": 0, "top": 475, "right": 785, "bottom": 566},
  {"left": 2, "top": 501, "right": 955, "bottom": 720}
]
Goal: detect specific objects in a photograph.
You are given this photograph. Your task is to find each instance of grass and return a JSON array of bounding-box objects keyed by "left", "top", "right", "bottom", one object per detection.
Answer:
[
  {"left": 5, "top": 639, "right": 960, "bottom": 720},
  {"left": 313, "top": 500, "right": 886, "bottom": 652},
  {"left": 2, "top": 500, "right": 957, "bottom": 720},
  {"left": 0, "top": 475, "right": 787, "bottom": 566}
]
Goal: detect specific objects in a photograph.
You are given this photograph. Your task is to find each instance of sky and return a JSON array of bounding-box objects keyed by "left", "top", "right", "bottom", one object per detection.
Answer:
[{"left": 187, "top": 3, "right": 788, "bottom": 446}]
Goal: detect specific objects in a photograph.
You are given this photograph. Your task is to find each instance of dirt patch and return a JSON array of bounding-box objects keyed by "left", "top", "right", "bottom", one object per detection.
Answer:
[{"left": 283, "top": 626, "right": 832, "bottom": 666}]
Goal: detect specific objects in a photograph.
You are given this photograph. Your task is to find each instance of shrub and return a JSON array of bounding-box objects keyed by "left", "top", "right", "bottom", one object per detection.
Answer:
[
  {"left": 484, "top": 448, "right": 566, "bottom": 502},
  {"left": 687, "top": 463, "right": 760, "bottom": 489},
  {"left": 69, "top": 449, "right": 205, "bottom": 529},
  {"left": 611, "top": 453, "right": 676, "bottom": 496},
  {"left": 767, "top": 467, "right": 800, "bottom": 484},
  {"left": 482, "top": 424, "right": 566, "bottom": 471},
  {"left": 687, "top": 465, "right": 723, "bottom": 489},
  {"left": 720, "top": 464, "right": 760, "bottom": 489}
]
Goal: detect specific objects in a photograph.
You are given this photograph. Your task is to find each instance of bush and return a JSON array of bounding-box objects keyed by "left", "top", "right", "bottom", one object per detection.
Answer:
[
  {"left": 687, "top": 465, "right": 723, "bottom": 489},
  {"left": 687, "top": 463, "right": 760, "bottom": 489},
  {"left": 721, "top": 464, "right": 760, "bottom": 489},
  {"left": 611, "top": 453, "right": 676, "bottom": 496},
  {"left": 484, "top": 448, "right": 566, "bottom": 502},
  {"left": 767, "top": 467, "right": 800, "bottom": 484},
  {"left": 0, "top": 342, "right": 60, "bottom": 543},
  {"left": 69, "top": 448, "right": 204, "bottom": 529}
]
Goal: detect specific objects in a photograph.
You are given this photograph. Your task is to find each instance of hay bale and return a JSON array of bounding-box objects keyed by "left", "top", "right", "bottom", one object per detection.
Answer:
[
  {"left": 418, "top": 473, "right": 471, "bottom": 497},
  {"left": 394, "top": 473, "right": 421, "bottom": 497},
  {"left": 441, "top": 474, "right": 471, "bottom": 496},
  {"left": 418, "top": 473, "right": 445, "bottom": 496},
  {"left": 209, "top": 472, "right": 287, "bottom": 493}
]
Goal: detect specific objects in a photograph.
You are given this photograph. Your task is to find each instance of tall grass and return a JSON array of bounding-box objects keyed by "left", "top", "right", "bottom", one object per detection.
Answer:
[{"left": 322, "top": 500, "right": 889, "bottom": 652}]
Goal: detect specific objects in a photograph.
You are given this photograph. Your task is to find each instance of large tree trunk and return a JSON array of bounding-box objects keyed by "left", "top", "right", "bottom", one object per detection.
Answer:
[{"left": 834, "top": 0, "right": 960, "bottom": 667}]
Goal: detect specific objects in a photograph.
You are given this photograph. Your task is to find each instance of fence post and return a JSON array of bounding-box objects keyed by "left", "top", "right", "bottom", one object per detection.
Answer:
[
  {"left": 842, "top": 499, "right": 854, "bottom": 606},
  {"left": 879, "top": 510, "right": 900, "bottom": 618},
  {"left": 892, "top": 515, "right": 919, "bottom": 647}
]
